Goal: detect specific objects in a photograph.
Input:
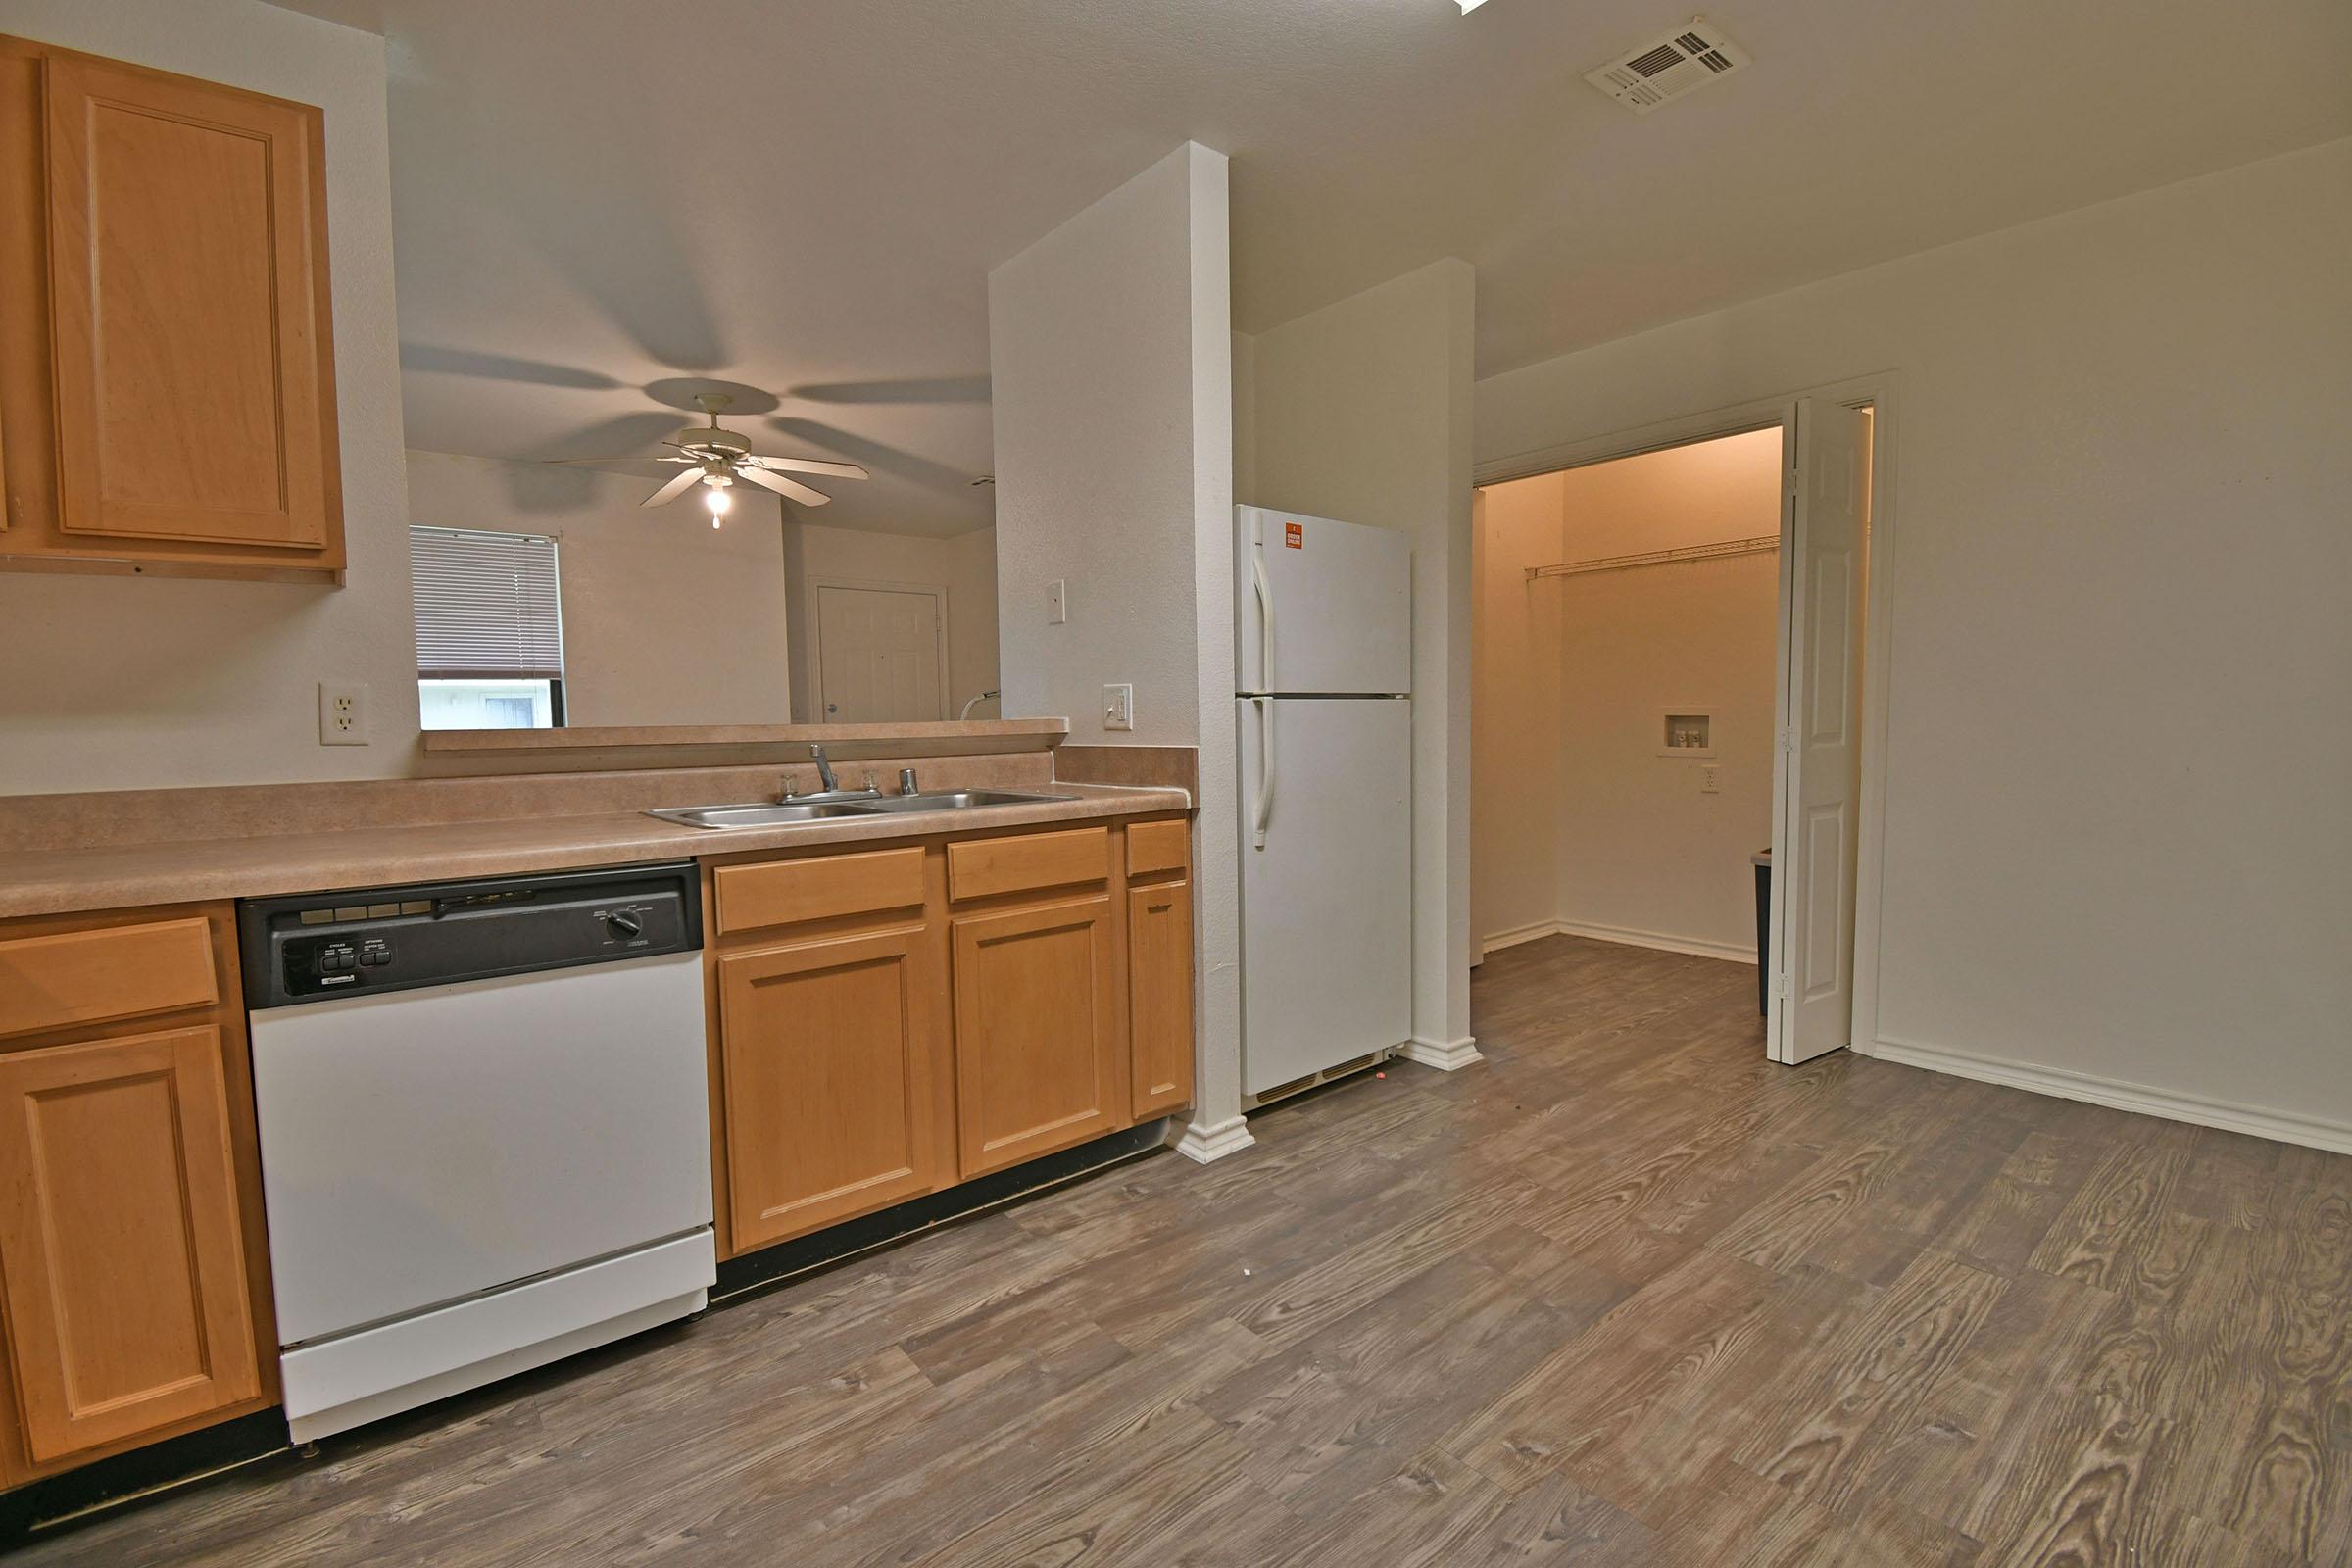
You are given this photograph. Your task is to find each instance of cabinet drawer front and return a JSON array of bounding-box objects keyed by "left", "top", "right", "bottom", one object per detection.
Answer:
[
  {"left": 718, "top": 930, "right": 938, "bottom": 1251},
  {"left": 948, "top": 826, "right": 1109, "bottom": 903},
  {"left": 0, "top": 916, "right": 218, "bottom": 1040},
  {"left": 1125, "top": 818, "right": 1190, "bottom": 879},
  {"left": 0, "top": 1026, "right": 261, "bottom": 1463},
  {"left": 715, "top": 847, "right": 926, "bottom": 935}
]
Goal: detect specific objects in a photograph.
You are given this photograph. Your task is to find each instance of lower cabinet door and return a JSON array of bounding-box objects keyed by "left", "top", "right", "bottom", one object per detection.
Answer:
[
  {"left": 0, "top": 1026, "right": 261, "bottom": 1465},
  {"left": 1128, "top": 879, "right": 1196, "bottom": 1118},
  {"left": 718, "top": 927, "right": 942, "bottom": 1251},
  {"left": 951, "top": 895, "right": 1121, "bottom": 1179}
]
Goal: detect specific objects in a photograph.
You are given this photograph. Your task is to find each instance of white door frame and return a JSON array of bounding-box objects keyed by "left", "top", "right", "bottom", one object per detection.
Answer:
[
  {"left": 1470, "top": 372, "right": 1899, "bottom": 1060},
  {"left": 804, "top": 574, "right": 955, "bottom": 722}
]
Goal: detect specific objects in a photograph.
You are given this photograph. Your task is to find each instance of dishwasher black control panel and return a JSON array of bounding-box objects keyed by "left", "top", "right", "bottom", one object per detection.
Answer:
[{"left": 239, "top": 862, "right": 702, "bottom": 1008}]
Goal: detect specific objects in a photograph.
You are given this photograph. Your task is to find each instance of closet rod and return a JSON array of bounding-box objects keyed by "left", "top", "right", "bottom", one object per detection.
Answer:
[{"left": 1523, "top": 533, "right": 1779, "bottom": 582}]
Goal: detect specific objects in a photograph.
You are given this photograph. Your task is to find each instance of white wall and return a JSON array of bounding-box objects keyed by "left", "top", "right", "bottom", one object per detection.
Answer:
[
  {"left": 989, "top": 143, "right": 1246, "bottom": 1154},
  {"left": 1550, "top": 432, "right": 1780, "bottom": 957},
  {"left": 989, "top": 145, "right": 1225, "bottom": 750},
  {"left": 1479, "top": 138, "right": 2352, "bottom": 1149},
  {"left": 0, "top": 0, "right": 415, "bottom": 795},
  {"left": 779, "top": 518, "right": 999, "bottom": 722},
  {"left": 943, "top": 527, "right": 1001, "bottom": 719},
  {"left": 1469, "top": 476, "right": 1563, "bottom": 948},
  {"left": 405, "top": 452, "right": 794, "bottom": 728},
  {"left": 1248, "top": 259, "right": 1478, "bottom": 1061}
]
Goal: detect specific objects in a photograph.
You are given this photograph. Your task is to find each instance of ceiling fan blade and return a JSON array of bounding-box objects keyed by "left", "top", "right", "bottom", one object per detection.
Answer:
[
  {"left": 748, "top": 454, "right": 869, "bottom": 481},
  {"left": 549, "top": 455, "right": 695, "bottom": 467},
  {"left": 736, "top": 466, "right": 830, "bottom": 506},
  {"left": 642, "top": 467, "right": 707, "bottom": 508}
]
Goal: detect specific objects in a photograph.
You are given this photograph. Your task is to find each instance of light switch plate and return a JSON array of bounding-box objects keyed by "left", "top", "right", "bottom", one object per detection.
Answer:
[
  {"left": 1047, "top": 578, "right": 1067, "bottom": 624},
  {"left": 319, "top": 681, "right": 371, "bottom": 745},
  {"left": 1102, "top": 683, "right": 1133, "bottom": 731}
]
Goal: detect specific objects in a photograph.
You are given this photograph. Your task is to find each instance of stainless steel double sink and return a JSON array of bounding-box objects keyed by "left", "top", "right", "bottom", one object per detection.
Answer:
[{"left": 645, "top": 789, "right": 1077, "bottom": 830}]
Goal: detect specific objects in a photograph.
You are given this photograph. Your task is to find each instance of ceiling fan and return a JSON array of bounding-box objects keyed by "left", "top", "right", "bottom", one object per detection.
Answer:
[{"left": 553, "top": 393, "right": 868, "bottom": 524}]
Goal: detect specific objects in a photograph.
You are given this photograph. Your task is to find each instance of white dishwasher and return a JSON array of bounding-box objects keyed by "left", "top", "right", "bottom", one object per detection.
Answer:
[{"left": 240, "top": 862, "right": 714, "bottom": 1444}]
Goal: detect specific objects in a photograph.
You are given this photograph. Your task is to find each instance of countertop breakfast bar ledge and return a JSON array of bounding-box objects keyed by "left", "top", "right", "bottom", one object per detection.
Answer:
[
  {"left": 0, "top": 782, "right": 1188, "bottom": 920},
  {"left": 419, "top": 719, "right": 1070, "bottom": 755}
]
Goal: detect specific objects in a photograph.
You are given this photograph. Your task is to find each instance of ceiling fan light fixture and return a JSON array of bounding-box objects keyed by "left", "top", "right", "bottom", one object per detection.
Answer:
[{"left": 552, "top": 386, "right": 871, "bottom": 514}]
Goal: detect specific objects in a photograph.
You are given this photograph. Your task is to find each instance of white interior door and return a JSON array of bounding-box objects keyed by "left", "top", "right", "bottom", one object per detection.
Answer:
[
  {"left": 1770, "top": 400, "right": 1867, "bottom": 1064},
  {"left": 816, "top": 585, "right": 944, "bottom": 721}
]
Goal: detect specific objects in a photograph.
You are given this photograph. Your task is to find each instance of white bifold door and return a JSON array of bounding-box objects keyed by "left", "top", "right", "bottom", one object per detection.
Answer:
[
  {"left": 1770, "top": 399, "right": 1868, "bottom": 1064},
  {"left": 1236, "top": 694, "right": 1413, "bottom": 1096}
]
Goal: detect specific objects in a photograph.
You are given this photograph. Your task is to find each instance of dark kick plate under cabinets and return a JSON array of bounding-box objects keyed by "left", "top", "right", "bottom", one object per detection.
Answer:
[{"left": 238, "top": 861, "right": 703, "bottom": 1008}]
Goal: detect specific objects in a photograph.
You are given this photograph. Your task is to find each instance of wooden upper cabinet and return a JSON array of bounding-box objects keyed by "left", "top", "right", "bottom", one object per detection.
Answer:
[
  {"left": 950, "top": 894, "right": 1122, "bottom": 1179},
  {"left": 0, "top": 1026, "right": 262, "bottom": 1466},
  {"left": 0, "top": 36, "right": 342, "bottom": 578}
]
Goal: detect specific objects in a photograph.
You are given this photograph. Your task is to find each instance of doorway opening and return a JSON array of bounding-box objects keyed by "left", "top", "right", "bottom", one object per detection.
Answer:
[{"left": 1470, "top": 399, "right": 1878, "bottom": 1066}]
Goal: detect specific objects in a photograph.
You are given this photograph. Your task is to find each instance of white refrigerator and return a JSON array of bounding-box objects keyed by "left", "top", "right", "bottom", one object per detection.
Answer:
[{"left": 1234, "top": 505, "right": 1413, "bottom": 1098}]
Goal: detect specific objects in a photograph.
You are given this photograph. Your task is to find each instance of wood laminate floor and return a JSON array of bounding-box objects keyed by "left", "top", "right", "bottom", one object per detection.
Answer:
[{"left": 19, "top": 935, "right": 2349, "bottom": 1566}]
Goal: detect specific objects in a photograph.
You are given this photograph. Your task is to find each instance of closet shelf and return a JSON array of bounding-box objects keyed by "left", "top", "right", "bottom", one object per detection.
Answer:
[{"left": 1524, "top": 533, "right": 1779, "bottom": 581}]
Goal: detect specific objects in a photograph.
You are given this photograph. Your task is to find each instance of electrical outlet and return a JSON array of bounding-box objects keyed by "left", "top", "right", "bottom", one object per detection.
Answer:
[
  {"left": 1047, "top": 578, "right": 1067, "bottom": 625},
  {"left": 1700, "top": 763, "right": 1721, "bottom": 794},
  {"left": 318, "top": 681, "right": 371, "bottom": 746},
  {"left": 1102, "top": 683, "right": 1133, "bottom": 731}
]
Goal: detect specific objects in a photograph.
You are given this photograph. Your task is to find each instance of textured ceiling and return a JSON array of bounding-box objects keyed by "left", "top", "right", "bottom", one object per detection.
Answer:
[{"left": 265, "top": 0, "right": 2352, "bottom": 535}]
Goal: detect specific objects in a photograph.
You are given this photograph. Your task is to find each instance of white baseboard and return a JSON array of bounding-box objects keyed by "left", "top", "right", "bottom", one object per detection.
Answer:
[
  {"left": 1396, "top": 1035, "right": 1484, "bottom": 1072},
  {"left": 1869, "top": 1035, "right": 2352, "bottom": 1156},
  {"left": 1482, "top": 917, "right": 1756, "bottom": 965},
  {"left": 1174, "top": 1115, "right": 1255, "bottom": 1164},
  {"left": 1478, "top": 920, "right": 1563, "bottom": 956}
]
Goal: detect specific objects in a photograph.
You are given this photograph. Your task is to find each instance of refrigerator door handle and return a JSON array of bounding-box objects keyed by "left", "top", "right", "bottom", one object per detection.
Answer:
[
  {"left": 1251, "top": 697, "right": 1274, "bottom": 850},
  {"left": 1251, "top": 549, "right": 1275, "bottom": 693}
]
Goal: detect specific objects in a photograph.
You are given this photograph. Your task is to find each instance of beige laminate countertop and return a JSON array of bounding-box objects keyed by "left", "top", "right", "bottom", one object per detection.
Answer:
[{"left": 0, "top": 784, "right": 1192, "bottom": 919}]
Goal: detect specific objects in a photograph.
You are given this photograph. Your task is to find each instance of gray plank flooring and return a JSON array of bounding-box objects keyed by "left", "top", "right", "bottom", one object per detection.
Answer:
[{"left": 17, "top": 934, "right": 2348, "bottom": 1566}]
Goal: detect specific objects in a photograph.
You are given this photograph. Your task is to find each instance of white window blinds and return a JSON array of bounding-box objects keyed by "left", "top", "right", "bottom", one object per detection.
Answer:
[{"left": 409, "top": 527, "right": 564, "bottom": 680}]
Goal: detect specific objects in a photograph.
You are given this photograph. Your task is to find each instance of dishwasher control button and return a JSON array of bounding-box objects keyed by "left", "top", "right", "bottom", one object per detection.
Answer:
[{"left": 604, "top": 908, "right": 645, "bottom": 939}]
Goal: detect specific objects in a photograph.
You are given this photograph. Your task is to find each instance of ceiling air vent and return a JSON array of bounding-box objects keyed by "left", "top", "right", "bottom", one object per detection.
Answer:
[{"left": 1585, "top": 17, "right": 1751, "bottom": 115}]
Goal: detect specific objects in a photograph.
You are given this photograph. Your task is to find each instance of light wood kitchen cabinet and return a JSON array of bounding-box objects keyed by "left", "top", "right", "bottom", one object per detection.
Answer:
[
  {"left": 1121, "top": 817, "right": 1194, "bottom": 1119},
  {"left": 706, "top": 815, "right": 1193, "bottom": 1256},
  {"left": 716, "top": 926, "right": 946, "bottom": 1252},
  {"left": 0, "top": 35, "right": 344, "bottom": 580},
  {"left": 949, "top": 893, "right": 1123, "bottom": 1179},
  {"left": 1126, "top": 878, "right": 1195, "bottom": 1119},
  {"left": 0, "top": 1027, "right": 261, "bottom": 1466},
  {"left": 0, "top": 904, "right": 276, "bottom": 1488}
]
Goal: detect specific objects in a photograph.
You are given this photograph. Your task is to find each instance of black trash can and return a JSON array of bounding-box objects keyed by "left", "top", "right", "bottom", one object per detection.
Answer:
[{"left": 1751, "top": 849, "right": 1772, "bottom": 1015}]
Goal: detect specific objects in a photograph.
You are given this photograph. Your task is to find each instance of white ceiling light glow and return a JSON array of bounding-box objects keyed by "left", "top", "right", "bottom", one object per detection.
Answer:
[{"left": 1455, "top": 0, "right": 1491, "bottom": 12}]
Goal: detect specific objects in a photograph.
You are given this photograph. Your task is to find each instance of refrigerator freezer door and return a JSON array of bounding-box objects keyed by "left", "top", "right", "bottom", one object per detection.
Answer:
[
  {"left": 1236, "top": 696, "right": 1412, "bottom": 1095},
  {"left": 1235, "top": 507, "right": 1411, "bottom": 695}
]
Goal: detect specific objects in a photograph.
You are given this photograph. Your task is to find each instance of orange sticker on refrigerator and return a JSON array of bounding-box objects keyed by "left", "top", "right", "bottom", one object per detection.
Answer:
[{"left": 1285, "top": 521, "right": 1303, "bottom": 549}]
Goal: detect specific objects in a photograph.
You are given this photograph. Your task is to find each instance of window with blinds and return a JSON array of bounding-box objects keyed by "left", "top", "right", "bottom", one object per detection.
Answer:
[{"left": 409, "top": 527, "right": 566, "bottom": 730}]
